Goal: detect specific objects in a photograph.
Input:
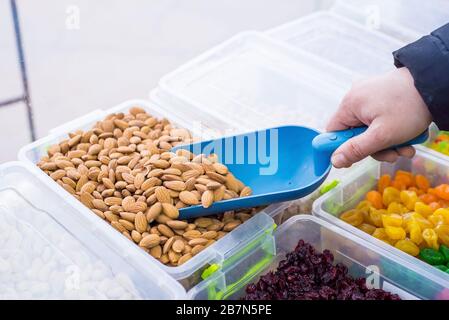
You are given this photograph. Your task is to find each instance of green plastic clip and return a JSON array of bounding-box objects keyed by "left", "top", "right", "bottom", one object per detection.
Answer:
[
  {"left": 201, "top": 264, "right": 220, "bottom": 280},
  {"left": 320, "top": 179, "right": 340, "bottom": 195}
]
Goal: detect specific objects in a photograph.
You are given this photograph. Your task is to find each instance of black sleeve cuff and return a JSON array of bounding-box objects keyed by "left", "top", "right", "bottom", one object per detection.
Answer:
[{"left": 393, "top": 23, "right": 449, "bottom": 130}]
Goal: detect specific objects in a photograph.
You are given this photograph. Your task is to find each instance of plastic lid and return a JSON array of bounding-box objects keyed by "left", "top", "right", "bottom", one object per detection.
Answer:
[
  {"left": 333, "top": 0, "right": 449, "bottom": 41},
  {"left": 158, "top": 32, "right": 355, "bottom": 132},
  {"left": 0, "top": 162, "right": 186, "bottom": 299},
  {"left": 268, "top": 12, "right": 404, "bottom": 76}
]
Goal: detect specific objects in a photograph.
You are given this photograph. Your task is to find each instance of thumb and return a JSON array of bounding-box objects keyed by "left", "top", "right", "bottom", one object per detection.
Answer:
[{"left": 331, "top": 122, "right": 392, "bottom": 168}]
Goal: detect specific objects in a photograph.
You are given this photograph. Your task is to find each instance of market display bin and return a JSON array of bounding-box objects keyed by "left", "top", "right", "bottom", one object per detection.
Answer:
[
  {"left": 188, "top": 215, "right": 449, "bottom": 300},
  {"left": 313, "top": 150, "right": 449, "bottom": 296},
  {"left": 0, "top": 161, "right": 186, "bottom": 299},
  {"left": 151, "top": 31, "right": 357, "bottom": 217},
  {"left": 266, "top": 11, "right": 404, "bottom": 77},
  {"left": 332, "top": 0, "right": 449, "bottom": 43},
  {"left": 155, "top": 31, "right": 355, "bottom": 133},
  {"left": 416, "top": 124, "right": 449, "bottom": 163},
  {"left": 18, "top": 99, "right": 292, "bottom": 289}
]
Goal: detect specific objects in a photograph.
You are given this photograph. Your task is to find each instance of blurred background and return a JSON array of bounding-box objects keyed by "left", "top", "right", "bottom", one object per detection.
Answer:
[{"left": 0, "top": 0, "right": 332, "bottom": 163}]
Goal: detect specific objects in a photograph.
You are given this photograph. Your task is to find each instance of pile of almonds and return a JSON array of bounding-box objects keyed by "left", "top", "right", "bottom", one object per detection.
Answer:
[{"left": 37, "top": 106, "right": 255, "bottom": 266}]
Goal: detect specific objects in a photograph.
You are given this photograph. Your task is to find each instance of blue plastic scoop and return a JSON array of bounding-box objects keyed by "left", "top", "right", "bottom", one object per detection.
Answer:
[{"left": 173, "top": 126, "right": 428, "bottom": 219}]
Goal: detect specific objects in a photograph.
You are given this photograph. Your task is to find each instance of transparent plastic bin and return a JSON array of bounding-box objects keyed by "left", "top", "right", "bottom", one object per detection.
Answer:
[
  {"left": 267, "top": 11, "right": 404, "bottom": 77},
  {"left": 332, "top": 0, "right": 449, "bottom": 43},
  {"left": 157, "top": 31, "right": 355, "bottom": 132},
  {"left": 313, "top": 150, "right": 449, "bottom": 294},
  {"left": 417, "top": 124, "right": 449, "bottom": 163},
  {"left": 187, "top": 215, "right": 449, "bottom": 300},
  {"left": 17, "top": 99, "right": 291, "bottom": 288},
  {"left": 0, "top": 162, "right": 186, "bottom": 299}
]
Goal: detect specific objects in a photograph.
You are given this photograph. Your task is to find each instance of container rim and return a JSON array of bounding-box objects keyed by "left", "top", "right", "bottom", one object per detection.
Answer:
[{"left": 312, "top": 149, "right": 449, "bottom": 289}]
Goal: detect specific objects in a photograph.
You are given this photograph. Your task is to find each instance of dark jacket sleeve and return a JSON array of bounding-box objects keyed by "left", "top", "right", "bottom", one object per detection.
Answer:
[{"left": 393, "top": 23, "right": 449, "bottom": 130}]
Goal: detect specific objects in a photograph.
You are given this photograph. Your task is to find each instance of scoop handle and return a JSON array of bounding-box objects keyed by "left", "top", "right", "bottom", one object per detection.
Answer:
[{"left": 312, "top": 126, "right": 429, "bottom": 157}]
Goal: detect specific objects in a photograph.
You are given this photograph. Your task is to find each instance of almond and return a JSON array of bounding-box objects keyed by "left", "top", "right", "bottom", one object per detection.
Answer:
[
  {"left": 122, "top": 172, "right": 135, "bottom": 184},
  {"left": 194, "top": 217, "right": 213, "bottom": 228},
  {"left": 134, "top": 173, "right": 145, "bottom": 189},
  {"left": 163, "top": 180, "right": 186, "bottom": 192},
  {"left": 104, "top": 197, "right": 122, "bottom": 206},
  {"left": 168, "top": 250, "right": 180, "bottom": 264},
  {"left": 135, "top": 212, "right": 148, "bottom": 233},
  {"left": 201, "top": 190, "right": 214, "bottom": 208},
  {"left": 240, "top": 186, "right": 252, "bottom": 197},
  {"left": 141, "top": 177, "right": 160, "bottom": 191},
  {"left": 179, "top": 191, "right": 199, "bottom": 205},
  {"left": 104, "top": 211, "right": 120, "bottom": 223},
  {"left": 223, "top": 220, "right": 241, "bottom": 232},
  {"left": 202, "top": 231, "right": 218, "bottom": 240},
  {"left": 213, "top": 185, "right": 226, "bottom": 202},
  {"left": 129, "top": 106, "right": 146, "bottom": 115},
  {"left": 139, "top": 234, "right": 160, "bottom": 248},
  {"left": 67, "top": 150, "right": 86, "bottom": 159},
  {"left": 149, "top": 245, "right": 162, "bottom": 259},
  {"left": 181, "top": 169, "right": 201, "bottom": 181},
  {"left": 225, "top": 174, "right": 241, "bottom": 193},
  {"left": 184, "top": 177, "right": 196, "bottom": 191},
  {"left": 102, "top": 178, "right": 115, "bottom": 190},
  {"left": 205, "top": 171, "right": 227, "bottom": 184},
  {"left": 163, "top": 237, "right": 176, "bottom": 254},
  {"left": 121, "top": 196, "right": 136, "bottom": 211},
  {"left": 191, "top": 244, "right": 205, "bottom": 256},
  {"left": 162, "top": 203, "right": 179, "bottom": 219},
  {"left": 89, "top": 208, "right": 104, "bottom": 219},
  {"left": 166, "top": 220, "right": 188, "bottom": 230},
  {"left": 92, "top": 199, "right": 107, "bottom": 211},
  {"left": 195, "top": 184, "right": 207, "bottom": 194},
  {"left": 50, "top": 169, "right": 66, "bottom": 181},
  {"left": 118, "top": 219, "right": 134, "bottom": 231},
  {"left": 157, "top": 224, "right": 174, "bottom": 238},
  {"left": 153, "top": 159, "right": 170, "bottom": 169},
  {"left": 172, "top": 240, "right": 185, "bottom": 253},
  {"left": 131, "top": 230, "right": 142, "bottom": 243},
  {"left": 129, "top": 201, "right": 147, "bottom": 213},
  {"left": 155, "top": 186, "right": 171, "bottom": 203},
  {"left": 178, "top": 253, "right": 192, "bottom": 265},
  {"left": 206, "top": 181, "right": 222, "bottom": 190},
  {"left": 119, "top": 211, "right": 136, "bottom": 222},
  {"left": 188, "top": 238, "right": 209, "bottom": 246},
  {"left": 212, "top": 163, "right": 228, "bottom": 175},
  {"left": 55, "top": 159, "right": 74, "bottom": 170},
  {"left": 146, "top": 202, "right": 162, "bottom": 222},
  {"left": 111, "top": 221, "right": 127, "bottom": 233},
  {"left": 183, "top": 229, "right": 202, "bottom": 240},
  {"left": 80, "top": 192, "right": 94, "bottom": 208},
  {"left": 80, "top": 181, "right": 96, "bottom": 194}
]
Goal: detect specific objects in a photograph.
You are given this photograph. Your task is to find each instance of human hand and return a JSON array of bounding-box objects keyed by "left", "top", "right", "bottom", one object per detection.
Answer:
[{"left": 327, "top": 67, "right": 432, "bottom": 168}]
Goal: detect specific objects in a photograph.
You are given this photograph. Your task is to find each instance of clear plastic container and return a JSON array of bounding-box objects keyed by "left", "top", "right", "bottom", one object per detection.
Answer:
[
  {"left": 267, "top": 11, "right": 404, "bottom": 77},
  {"left": 17, "top": 99, "right": 291, "bottom": 288},
  {"left": 0, "top": 161, "right": 186, "bottom": 299},
  {"left": 417, "top": 124, "right": 449, "bottom": 163},
  {"left": 188, "top": 215, "right": 449, "bottom": 300},
  {"left": 332, "top": 0, "right": 449, "bottom": 42},
  {"left": 313, "top": 149, "right": 449, "bottom": 293},
  {"left": 157, "top": 31, "right": 355, "bottom": 132}
]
